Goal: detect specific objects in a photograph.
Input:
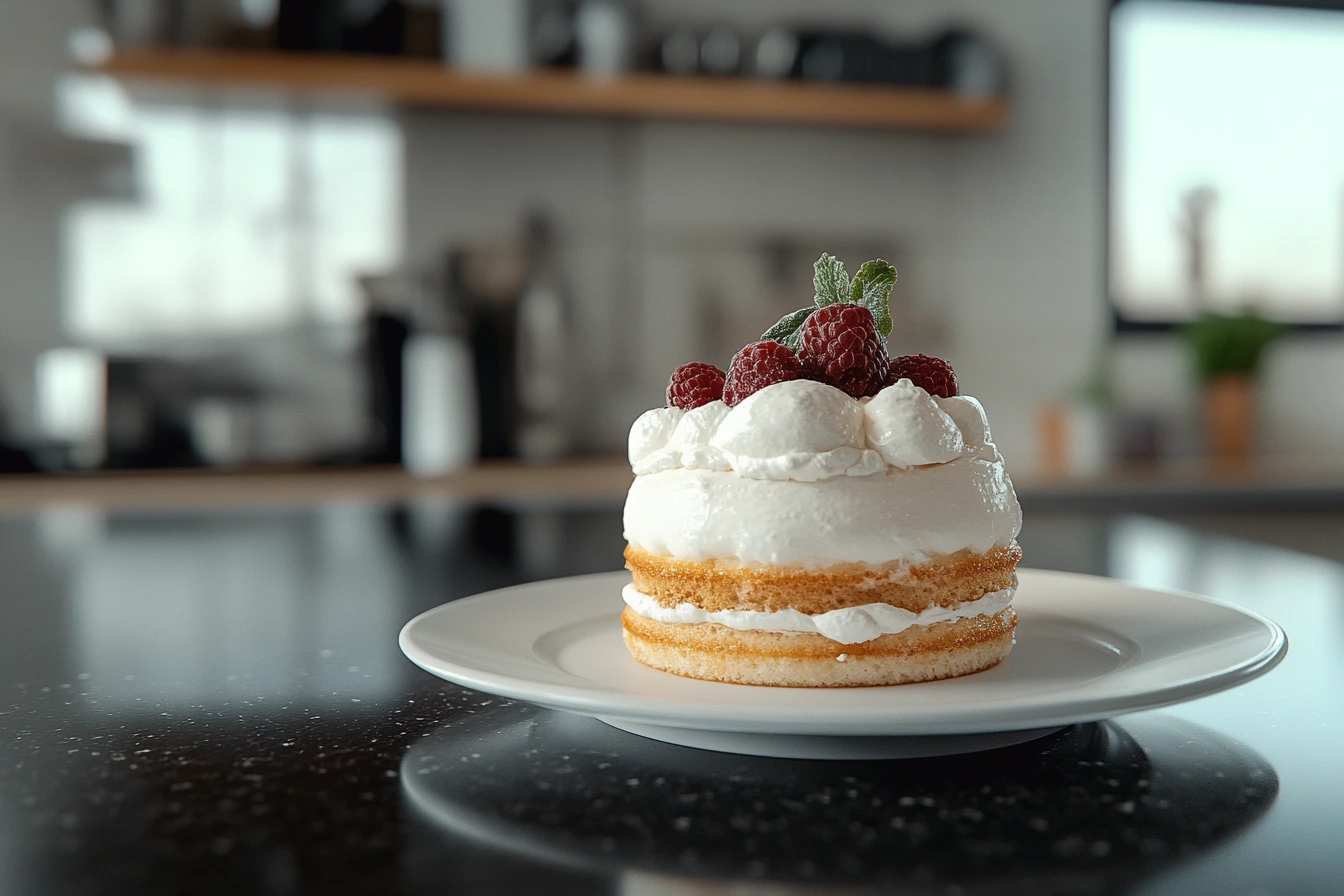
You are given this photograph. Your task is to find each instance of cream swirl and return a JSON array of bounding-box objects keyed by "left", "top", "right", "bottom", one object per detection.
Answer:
[
  {"left": 864, "top": 379, "right": 964, "bottom": 468},
  {"left": 628, "top": 407, "right": 682, "bottom": 474}
]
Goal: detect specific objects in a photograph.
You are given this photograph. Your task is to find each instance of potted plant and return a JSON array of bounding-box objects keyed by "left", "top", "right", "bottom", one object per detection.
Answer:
[
  {"left": 1182, "top": 311, "right": 1284, "bottom": 462},
  {"left": 1037, "top": 344, "right": 1113, "bottom": 475}
]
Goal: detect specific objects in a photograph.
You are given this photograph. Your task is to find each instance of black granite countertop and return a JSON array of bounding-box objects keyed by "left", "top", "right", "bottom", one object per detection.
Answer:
[{"left": 1, "top": 500, "right": 1340, "bottom": 895}]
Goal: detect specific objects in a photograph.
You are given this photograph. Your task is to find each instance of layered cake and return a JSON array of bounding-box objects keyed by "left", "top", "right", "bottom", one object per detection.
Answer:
[{"left": 621, "top": 254, "right": 1022, "bottom": 687}]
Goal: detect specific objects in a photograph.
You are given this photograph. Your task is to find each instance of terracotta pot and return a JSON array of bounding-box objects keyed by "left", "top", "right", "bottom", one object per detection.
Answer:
[{"left": 1204, "top": 374, "right": 1255, "bottom": 462}]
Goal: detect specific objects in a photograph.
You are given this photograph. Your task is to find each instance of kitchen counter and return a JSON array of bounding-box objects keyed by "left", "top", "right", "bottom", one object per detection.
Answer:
[
  {"left": 0, "top": 460, "right": 636, "bottom": 512},
  {"left": 1, "top": 497, "right": 1342, "bottom": 894}
]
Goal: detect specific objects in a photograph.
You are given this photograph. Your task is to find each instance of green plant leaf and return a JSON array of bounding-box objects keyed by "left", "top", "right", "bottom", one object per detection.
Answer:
[
  {"left": 1182, "top": 312, "right": 1285, "bottom": 382},
  {"left": 813, "top": 253, "right": 850, "bottom": 307},
  {"left": 849, "top": 258, "right": 896, "bottom": 337},
  {"left": 762, "top": 307, "right": 813, "bottom": 351}
]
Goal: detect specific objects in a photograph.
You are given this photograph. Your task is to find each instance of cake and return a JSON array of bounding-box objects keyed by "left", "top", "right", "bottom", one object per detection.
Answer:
[{"left": 620, "top": 254, "right": 1022, "bottom": 687}]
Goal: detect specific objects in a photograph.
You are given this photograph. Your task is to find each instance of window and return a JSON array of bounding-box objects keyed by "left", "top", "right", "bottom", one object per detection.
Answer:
[
  {"left": 59, "top": 76, "right": 402, "bottom": 345},
  {"left": 1109, "top": 0, "right": 1344, "bottom": 327}
]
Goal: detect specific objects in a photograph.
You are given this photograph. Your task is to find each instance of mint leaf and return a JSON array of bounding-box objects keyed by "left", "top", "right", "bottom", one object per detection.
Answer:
[
  {"left": 849, "top": 258, "right": 896, "bottom": 337},
  {"left": 762, "top": 307, "right": 812, "bottom": 351},
  {"left": 813, "top": 254, "right": 850, "bottom": 307}
]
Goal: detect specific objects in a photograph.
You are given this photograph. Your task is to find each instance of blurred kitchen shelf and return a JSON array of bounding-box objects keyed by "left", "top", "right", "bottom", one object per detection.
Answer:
[
  {"left": 5, "top": 457, "right": 1344, "bottom": 513},
  {"left": 88, "top": 49, "right": 1008, "bottom": 132},
  {"left": 1017, "top": 456, "right": 1344, "bottom": 511}
]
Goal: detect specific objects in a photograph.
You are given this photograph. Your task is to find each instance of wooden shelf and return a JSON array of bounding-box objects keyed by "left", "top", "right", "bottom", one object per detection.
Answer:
[{"left": 89, "top": 49, "right": 1008, "bottom": 132}]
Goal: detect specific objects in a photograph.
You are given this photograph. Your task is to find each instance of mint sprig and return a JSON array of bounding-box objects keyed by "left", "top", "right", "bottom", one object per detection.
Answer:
[
  {"left": 813, "top": 253, "right": 850, "bottom": 306},
  {"left": 762, "top": 307, "right": 812, "bottom": 350},
  {"left": 849, "top": 259, "right": 896, "bottom": 337},
  {"left": 763, "top": 253, "right": 898, "bottom": 346}
]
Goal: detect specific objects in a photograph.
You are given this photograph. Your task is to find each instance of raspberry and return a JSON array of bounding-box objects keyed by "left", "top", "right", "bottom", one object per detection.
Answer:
[
  {"left": 796, "top": 304, "right": 887, "bottom": 398},
  {"left": 887, "top": 354, "right": 959, "bottom": 397},
  {"left": 723, "top": 341, "right": 803, "bottom": 406},
  {"left": 667, "top": 362, "right": 726, "bottom": 410}
]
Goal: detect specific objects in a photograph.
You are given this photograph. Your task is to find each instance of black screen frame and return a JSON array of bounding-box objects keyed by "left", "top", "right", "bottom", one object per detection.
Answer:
[{"left": 1106, "top": 0, "right": 1344, "bottom": 333}]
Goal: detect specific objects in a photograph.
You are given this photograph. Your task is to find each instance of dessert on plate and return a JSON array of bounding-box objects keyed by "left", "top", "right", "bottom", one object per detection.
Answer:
[{"left": 621, "top": 254, "right": 1022, "bottom": 687}]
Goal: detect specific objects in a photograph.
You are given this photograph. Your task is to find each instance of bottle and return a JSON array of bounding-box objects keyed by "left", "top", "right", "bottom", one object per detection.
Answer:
[
  {"left": 513, "top": 213, "right": 572, "bottom": 464},
  {"left": 402, "top": 270, "right": 479, "bottom": 477}
]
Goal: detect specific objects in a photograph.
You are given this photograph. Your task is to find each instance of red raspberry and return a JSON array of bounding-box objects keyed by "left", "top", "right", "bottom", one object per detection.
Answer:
[
  {"left": 796, "top": 304, "right": 887, "bottom": 398},
  {"left": 667, "top": 362, "right": 726, "bottom": 410},
  {"left": 723, "top": 341, "right": 803, "bottom": 406},
  {"left": 887, "top": 354, "right": 959, "bottom": 397}
]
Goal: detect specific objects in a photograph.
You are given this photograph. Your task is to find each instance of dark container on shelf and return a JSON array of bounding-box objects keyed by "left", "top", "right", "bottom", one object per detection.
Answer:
[
  {"left": 929, "top": 28, "right": 1007, "bottom": 97},
  {"left": 276, "top": 0, "right": 346, "bottom": 52},
  {"left": 533, "top": 0, "right": 578, "bottom": 68},
  {"left": 444, "top": 249, "right": 520, "bottom": 460},
  {"left": 796, "top": 31, "right": 933, "bottom": 86},
  {"left": 342, "top": 1, "right": 408, "bottom": 55},
  {"left": 364, "top": 311, "right": 410, "bottom": 463}
]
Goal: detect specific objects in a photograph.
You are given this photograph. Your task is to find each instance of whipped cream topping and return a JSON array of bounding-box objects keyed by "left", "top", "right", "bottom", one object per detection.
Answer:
[
  {"left": 936, "top": 395, "right": 991, "bottom": 449},
  {"left": 669, "top": 401, "right": 730, "bottom": 453},
  {"left": 628, "top": 407, "right": 683, "bottom": 474},
  {"left": 629, "top": 379, "right": 991, "bottom": 482},
  {"left": 710, "top": 381, "right": 886, "bottom": 482},
  {"left": 623, "top": 378, "right": 1020, "bottom": 567},
  {"left": 712, "top": 379, "right": 860, "bottom": 453},
  {"left": 864, "top": 379, "right": 964, "bottom": 468},
  {"left": 622, "top": 583, "right": 1016, "bottom": 645}
]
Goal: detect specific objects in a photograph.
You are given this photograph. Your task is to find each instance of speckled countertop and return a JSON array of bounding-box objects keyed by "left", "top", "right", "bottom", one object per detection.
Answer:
[{"left": 0, "top": 501, "right": 1340, "bottom": 895}]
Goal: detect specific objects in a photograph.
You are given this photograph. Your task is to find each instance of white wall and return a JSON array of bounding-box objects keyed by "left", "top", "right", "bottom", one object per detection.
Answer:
[
  {"left": 403, "top": 0, "right": 1111, "bottom": 461},
  {"left": 943, "top": 0, "right": 1111, "bottom": 463},
  {"left": 0, "top": 3, "right": 86, "bottom": 439}
]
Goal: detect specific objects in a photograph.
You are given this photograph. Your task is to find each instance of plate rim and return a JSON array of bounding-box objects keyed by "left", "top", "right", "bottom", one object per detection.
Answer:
[{"left": 398, "top": 568, "right": 1288, "bottom": 736}]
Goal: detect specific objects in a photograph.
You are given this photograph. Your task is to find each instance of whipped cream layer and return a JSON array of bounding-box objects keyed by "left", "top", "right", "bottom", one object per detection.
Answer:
[
  {"left": 623, "top": 583, "right": 1016, "bottom": 645},
  {"left": 624, "top": 460, "right": 1019, "bottom": 566},
  {"left": 624, "top": 377, "right": 1020, "bottom": 567}
]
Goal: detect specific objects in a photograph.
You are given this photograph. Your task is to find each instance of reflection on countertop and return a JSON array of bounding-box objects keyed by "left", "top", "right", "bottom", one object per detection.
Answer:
[{"left": 403, "top": 707, "right": 1275, "bottom": 894}]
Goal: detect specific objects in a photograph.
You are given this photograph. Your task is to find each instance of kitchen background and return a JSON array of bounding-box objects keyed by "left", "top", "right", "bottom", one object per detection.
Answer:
[{"left": 1, "top": 0, "right": 1342, "bottom": 482}]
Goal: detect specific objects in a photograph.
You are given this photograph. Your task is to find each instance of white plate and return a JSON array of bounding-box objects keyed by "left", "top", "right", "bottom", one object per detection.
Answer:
[{"left": 399, "top": 569, "right": 1287, "bottom": 758}]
